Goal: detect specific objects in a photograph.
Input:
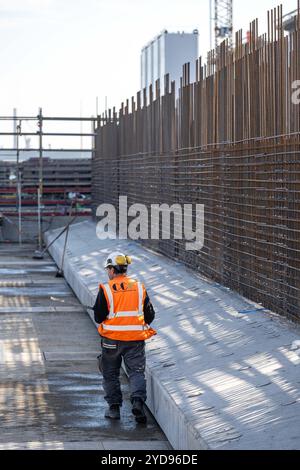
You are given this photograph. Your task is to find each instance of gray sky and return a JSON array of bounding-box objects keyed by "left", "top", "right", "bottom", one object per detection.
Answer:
[{"left": 0, "top": 0, "right": 297, "bottom": 119}]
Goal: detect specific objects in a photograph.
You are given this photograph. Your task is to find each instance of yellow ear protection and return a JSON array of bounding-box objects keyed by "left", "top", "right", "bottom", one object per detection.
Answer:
[
  {"left": 125, "top": 255, "right": 132, "bottom": 265},
  {"left": 115, "top": 255, "right": 132, "bottom": 266}
]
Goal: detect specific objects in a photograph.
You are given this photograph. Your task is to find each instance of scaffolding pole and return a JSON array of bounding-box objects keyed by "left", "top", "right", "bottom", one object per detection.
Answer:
[
  {"left": 38, "top": 108, "right": 43, "bottom": 250},
  {"left": 16, "top": 120, "right": 22, "bottom": 245}
]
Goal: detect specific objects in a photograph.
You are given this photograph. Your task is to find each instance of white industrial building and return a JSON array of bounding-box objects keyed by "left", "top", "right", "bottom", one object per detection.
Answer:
[{"left": 141, "top": 30, "right": 199, "bottom": 99}]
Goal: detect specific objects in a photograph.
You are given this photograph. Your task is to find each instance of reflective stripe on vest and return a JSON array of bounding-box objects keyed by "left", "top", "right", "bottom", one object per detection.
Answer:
[
  {"left": 102, "top": 324, "right": 146, "bottom": 331},
  {"left": 137, "top": 281, "right": 144, "bottom": 313},
  {"left": 113, "top": 311, "right": 143, "bottom": 317},
  {"left": 102, "top": 283, "right": 114, "bottom": 319}
]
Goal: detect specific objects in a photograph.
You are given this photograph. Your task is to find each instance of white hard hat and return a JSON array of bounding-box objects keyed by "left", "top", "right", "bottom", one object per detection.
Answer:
[{"left": 104, "top": 252, "right": 132, "bottom": 269}]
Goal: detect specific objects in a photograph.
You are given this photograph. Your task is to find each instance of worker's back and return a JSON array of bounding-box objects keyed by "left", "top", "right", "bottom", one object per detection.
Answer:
[{"left": 98, "top": 274, "right": 156, "bottom": 341}]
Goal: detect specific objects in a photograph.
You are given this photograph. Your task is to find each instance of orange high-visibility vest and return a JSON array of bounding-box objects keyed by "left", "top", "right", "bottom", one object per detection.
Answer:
[{"left": 98, "top": 275, "right": 157, "bottom": 342}]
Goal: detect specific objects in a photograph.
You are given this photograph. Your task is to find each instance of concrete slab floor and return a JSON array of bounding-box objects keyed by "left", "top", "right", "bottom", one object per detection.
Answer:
[{"left": 0, "top": 244, "right": 171, "bottom": 451}]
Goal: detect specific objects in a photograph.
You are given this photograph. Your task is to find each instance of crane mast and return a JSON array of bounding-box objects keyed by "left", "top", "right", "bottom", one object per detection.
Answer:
[{"left": 213, "top": 0, "right": 233, "bottom": 49}]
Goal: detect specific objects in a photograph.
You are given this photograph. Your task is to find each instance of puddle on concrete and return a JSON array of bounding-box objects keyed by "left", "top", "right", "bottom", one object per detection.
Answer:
[
  {"left": 45, "top": 372, "right": 161, "bottom": 435},
  {"left": 0, "top": 267, "right": 57, "bottom": 275},
  {"left": 57, "top": 385, "right": 101, "bottom": 392},
  {"left": 0, "top": 269, "right": 28, "bottom": 275},
  {"left": 0, "top": 287, "right": 71, "bottom": 296}
]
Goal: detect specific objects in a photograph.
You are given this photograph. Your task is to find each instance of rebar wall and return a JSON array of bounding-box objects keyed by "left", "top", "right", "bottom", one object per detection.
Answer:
[{"left": 93, "top": 5, "right": 300, "bottom": 323}]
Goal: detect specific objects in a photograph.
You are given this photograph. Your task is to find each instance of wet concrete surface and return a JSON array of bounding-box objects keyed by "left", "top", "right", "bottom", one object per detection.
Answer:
[{"left": 0, "top": 244, "right": 171, "bottom": 450}]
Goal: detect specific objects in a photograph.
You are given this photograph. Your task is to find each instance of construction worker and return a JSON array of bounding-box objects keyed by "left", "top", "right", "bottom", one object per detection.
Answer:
[{"left": 93, "top": 252, "right": 156, "bottom": 424}]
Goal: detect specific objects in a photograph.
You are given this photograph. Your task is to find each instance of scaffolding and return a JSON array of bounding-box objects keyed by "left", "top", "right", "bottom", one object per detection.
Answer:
[{"left": 0, "top": 112, "right": 116, "bottom": 247}]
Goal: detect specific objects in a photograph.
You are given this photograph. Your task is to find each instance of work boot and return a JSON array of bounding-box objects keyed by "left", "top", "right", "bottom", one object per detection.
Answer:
[
  {"left": 105, "top": 404, "right": 120, "bottom": 420},
  {"left": 132, "top": 398, "right": 147, "bottom": 424}
]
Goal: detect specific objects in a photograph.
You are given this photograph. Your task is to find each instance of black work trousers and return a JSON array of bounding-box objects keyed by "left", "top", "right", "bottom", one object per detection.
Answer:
[{"left": 100, "top": 337, "right": 147, "bottom": 407}]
